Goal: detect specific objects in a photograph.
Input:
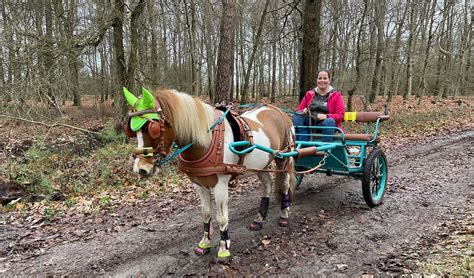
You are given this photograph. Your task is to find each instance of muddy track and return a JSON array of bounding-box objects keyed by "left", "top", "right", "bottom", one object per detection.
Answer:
[{"left": 4, "top": 129, "right": 473, "bottom": 276}]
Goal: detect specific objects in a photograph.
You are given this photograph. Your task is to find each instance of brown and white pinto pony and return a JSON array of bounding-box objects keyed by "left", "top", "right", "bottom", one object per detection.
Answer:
[{"left": 124, "top": 88, "right": 295, "bottom": 261}]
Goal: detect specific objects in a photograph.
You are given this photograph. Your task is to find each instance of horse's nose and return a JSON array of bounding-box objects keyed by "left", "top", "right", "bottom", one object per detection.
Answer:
[{"left": 138, "top": 169, "right": 150, "bottom": 177}]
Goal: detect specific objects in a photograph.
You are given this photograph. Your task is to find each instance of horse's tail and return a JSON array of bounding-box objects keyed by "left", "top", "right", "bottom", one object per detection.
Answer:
[
  {"left": 269, "top": 103, "right": 296, "bottom": 204},
  {"left": 288, "top": 156, "right": 296, "bottom": 200},
  {"left": 274, "top": 156, "right": 296, "bottom": 204}
]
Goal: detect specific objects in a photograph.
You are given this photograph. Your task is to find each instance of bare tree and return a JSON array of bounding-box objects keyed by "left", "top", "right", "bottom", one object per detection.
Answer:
[
  {"left": 369, "top": 0, "right": 385, "bottom": 103},
  {"left": 184, "top": 0, "right": 199, "bottom": 96},
  {"left": 299, "top": 0, "right": 321, "bottom": 99},
  {"left": 214, "top": 0, "right": 236, "bottom": 104},
  {"left": 347, "top": 0, "right": 369, "bottom": 111},
  {"left": 126, "top": 0, "right": 146, "bottom": 92},
  {"left": 403, "top": 0, "right": 418, "bottom": 100},
  {"left": 387, "top": 2, "right": 408, "bottom": 102},
  {"left": 417, "top": 0, "right": 437, "bottom": 105},
  {"left": 112, "top": 0, "right": 127, "bottom": 116},
  {"left": 240, "top": 0, "right": 270, "bottom": 103}
]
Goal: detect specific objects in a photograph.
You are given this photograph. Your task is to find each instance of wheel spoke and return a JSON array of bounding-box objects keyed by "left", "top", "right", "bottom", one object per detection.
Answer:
[{"left": 371, "top": 178, "right": 380, "bottom": 194}]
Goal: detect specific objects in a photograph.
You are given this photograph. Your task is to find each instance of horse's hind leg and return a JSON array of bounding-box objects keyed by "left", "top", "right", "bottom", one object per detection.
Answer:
[
  {"left": 194, "top": 184, "right": 213, "bottom": 255},
  {"left": 275, "top": 158, "right": 294, "bottom": 227},
  {"left": 247, "top": 172, "right": 272, "bottom": 231},
  {"left": 213, "top": 178, "right": 232, "bottom": 261}
]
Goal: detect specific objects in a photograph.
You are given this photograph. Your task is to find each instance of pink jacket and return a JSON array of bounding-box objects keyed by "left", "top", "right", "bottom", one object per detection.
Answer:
[{"left": 296, "top": 89, "right": 346, "bottom": 129}]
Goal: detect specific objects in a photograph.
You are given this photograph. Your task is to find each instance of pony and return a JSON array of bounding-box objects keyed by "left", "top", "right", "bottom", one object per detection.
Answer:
[{"left": 122, "top": 87, "right": 295, "bottom": 261}]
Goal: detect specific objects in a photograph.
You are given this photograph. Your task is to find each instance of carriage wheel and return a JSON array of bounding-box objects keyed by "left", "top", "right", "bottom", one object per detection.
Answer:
[
  {"left": 362, "top": 148, "right": 388, "bottom": 207},
  {"left": 294, "top": 167, "right": 305, "bottom": 189}
]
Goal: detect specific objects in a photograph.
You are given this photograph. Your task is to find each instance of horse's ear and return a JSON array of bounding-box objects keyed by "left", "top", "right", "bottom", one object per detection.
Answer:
[
  {"left": 142, "top": 88, "right": 155, "bottom": 109},
  {"left": 123, "top": 87, "right": 138, "bottom": 107}
]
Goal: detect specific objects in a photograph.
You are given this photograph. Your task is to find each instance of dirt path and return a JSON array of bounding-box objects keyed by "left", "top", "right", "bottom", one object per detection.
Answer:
[{"left": 2, "top": 129, "right": 473, "bottom": 276}]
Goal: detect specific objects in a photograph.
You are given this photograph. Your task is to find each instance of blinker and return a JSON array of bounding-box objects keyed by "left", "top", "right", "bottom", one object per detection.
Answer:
[
  {"left": 123, "top": 121, "right": 137, "bottom": 138},
  {"left": 147, "top": 121, "right": 162, "bottom": 139}
]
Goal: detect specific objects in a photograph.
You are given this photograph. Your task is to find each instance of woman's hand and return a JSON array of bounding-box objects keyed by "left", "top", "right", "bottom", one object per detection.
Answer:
[
  {"left": 303, "top": 108, "right": 309, "bottom": 114},
  {"left": 316, "top": 114, "right": 328, "bottom": 121}
]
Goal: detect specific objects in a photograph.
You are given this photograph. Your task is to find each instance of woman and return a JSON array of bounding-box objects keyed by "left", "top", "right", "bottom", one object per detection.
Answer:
[{"left": 293, "top": 70, "right": 345, "bottom": 142}]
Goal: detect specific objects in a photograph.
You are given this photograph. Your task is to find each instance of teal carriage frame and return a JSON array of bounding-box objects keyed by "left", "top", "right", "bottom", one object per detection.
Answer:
[{"left": 229, "top": 112, "right": 389, "bottom": 207}]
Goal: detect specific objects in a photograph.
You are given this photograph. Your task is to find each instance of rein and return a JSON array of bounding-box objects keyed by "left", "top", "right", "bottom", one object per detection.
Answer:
[{"left": 149, "top": 105, "right": 232, "bottom": 167}]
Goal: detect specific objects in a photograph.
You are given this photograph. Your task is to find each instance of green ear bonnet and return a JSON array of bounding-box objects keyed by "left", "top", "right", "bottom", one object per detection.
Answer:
[{"left": 123, "top": 87, "right": 160, "bottom": 131}]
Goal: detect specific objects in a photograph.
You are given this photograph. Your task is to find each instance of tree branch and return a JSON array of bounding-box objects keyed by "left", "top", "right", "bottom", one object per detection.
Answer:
[
  {"left": 438, "top": 44, "right": 452, "bottom": 57},
  {"left": 0, "top": 114, "right": 100, "bottom": 136}
]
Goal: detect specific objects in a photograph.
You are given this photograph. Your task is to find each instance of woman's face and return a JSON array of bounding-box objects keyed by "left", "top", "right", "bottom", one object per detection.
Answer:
[{"left": 317, "top": 71, "right": 330, "bottom": 92}]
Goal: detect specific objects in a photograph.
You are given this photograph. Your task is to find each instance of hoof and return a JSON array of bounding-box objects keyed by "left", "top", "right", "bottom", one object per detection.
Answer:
[
  {"left": 247, "top": 221, "right": 263, "bottom": 231},
  {"left": 216, "top": 250, "right": 232, "bottom": 264},
  {"left": 195, "top": 243, "right": 212, "bottom": 256},
  {"left": 278, "top": 217, "right": 289, "bottom": 227}
]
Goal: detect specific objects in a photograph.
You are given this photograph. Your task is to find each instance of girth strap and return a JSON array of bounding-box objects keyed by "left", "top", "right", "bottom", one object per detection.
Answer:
[{"left": 179, "top": 164, "right": 247, "bottom": 176}]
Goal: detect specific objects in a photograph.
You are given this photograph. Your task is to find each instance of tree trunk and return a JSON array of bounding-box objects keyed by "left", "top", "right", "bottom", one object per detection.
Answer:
[
  {"left": 184, "top": 0, "right": 199, "bottom": 95},
  {"left": 214, "top": 0, "right": 236, "bottom": 104},
  {"left": 369, "top": 0, "right": 385, "bottom": 103},
  {"left": 112, "top": 0, "right": 128, "bottom": 117},
  {"left": 460, "top": 0, "right": 472, "bottom": 96},
  {"left": 454, "top": 0, "right": 471, "bottom": 97},
  {"left": 240, "top": 0, "right": 270, "bottom": 103},
  {"left": 417, "top": 0, "right": 436, "bottom": 105},
  {"left": 271, "top": 37, "right": 277, "bottom": 103},
  {"left": 388, "top": 3, "right": 408, "bottom": 102},
  {"left": 126, "top": 0, "right": 146, "bottom": 95},
  {"left": 436, "top": 0, "right": 455, "bottom": 100},
  {"left": 347, "top": 0, "right": 368, "bottom": 111},
  {"left": 403, "top": 0, "right": 417, "bottom": 100},
  {"left": 299, "top": 0, "right": 322, "bottom": 99},
  {"left": 147, "top": 0, "right": 159, "bottom": 88}
]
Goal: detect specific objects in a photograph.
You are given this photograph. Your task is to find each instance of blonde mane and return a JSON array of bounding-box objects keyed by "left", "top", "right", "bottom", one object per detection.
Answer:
[{"left": 154, "top": 89, "right": 215, "bottom": 147}]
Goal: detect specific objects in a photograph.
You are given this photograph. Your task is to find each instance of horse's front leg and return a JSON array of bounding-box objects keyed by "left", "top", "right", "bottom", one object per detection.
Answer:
[
  {"left": 248, "top": 172, "right": 272, "bottom": 231},
  {"left": 194, "top": 184, "right": 213, "bottom": 255},
  {"left": 213, "top": 177, "right": 232, "bottom": 261}
]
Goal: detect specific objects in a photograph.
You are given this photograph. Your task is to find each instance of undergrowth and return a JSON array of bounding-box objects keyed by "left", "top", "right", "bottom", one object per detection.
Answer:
[
  {"left": 419, "top": 232, "right": 472, "bottom": 276},
  {"left": 4, "top": 123, "right": 183, "bottom": 211}
]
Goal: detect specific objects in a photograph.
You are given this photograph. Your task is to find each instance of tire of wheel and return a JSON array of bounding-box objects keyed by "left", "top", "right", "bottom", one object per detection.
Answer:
[{"left": 361, "top": 148, "right": 388, "bottom": 207}]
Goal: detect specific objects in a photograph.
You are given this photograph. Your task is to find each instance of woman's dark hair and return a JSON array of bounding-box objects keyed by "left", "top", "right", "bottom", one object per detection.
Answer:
[{"left": 318, "top": 70, "right": 331, "bottom": 80}]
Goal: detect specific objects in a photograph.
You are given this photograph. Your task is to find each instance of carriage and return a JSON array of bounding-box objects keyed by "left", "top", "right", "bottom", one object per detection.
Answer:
[{"left": 229, "top": 110, "right": 390, "bottom": 207}]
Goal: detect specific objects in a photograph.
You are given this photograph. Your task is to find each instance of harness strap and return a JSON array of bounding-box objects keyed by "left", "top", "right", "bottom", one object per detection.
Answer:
[
  {"left": 158, "top": 142, "right": 194, "bottom": 166},
  {"left": 128, "top": 108, "right": 161, "bottom": 118},
  {"left": 178, "top": 164, "right": 247, "bottom": 176},
  {"left": 209, "top": 106, "right": 231, "bottom": 131}
]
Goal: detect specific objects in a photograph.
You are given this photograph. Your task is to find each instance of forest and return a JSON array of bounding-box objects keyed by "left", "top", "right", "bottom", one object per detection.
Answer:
[
  {"left": 1, "top": 0, "right": 472, "bottom": 116},
  {"left": 0, "top": 0, "right": 473, "bottom": 276}
]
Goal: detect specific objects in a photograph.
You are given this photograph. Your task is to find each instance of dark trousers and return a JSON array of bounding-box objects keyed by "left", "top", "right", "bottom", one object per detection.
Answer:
[{"left": 292, "top": 114, "right": 336, "bottom": 142}]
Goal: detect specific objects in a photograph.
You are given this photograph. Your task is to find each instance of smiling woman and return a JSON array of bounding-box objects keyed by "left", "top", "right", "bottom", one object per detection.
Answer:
[{"left": 292, "top": 70, "right": 345, "bottom": 142}]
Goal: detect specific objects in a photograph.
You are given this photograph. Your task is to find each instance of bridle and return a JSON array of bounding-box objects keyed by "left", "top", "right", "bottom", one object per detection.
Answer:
[{"left": 123, "top": 100, "right": 169, "bottom": 167}]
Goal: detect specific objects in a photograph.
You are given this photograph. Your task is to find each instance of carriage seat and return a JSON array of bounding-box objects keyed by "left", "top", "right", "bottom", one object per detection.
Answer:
[
  {"left": 343, "top": 111, "right": 390, "bottom": 123},
  {"left": 341, "top": 112, "right": 390, "bottom": 142}
]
